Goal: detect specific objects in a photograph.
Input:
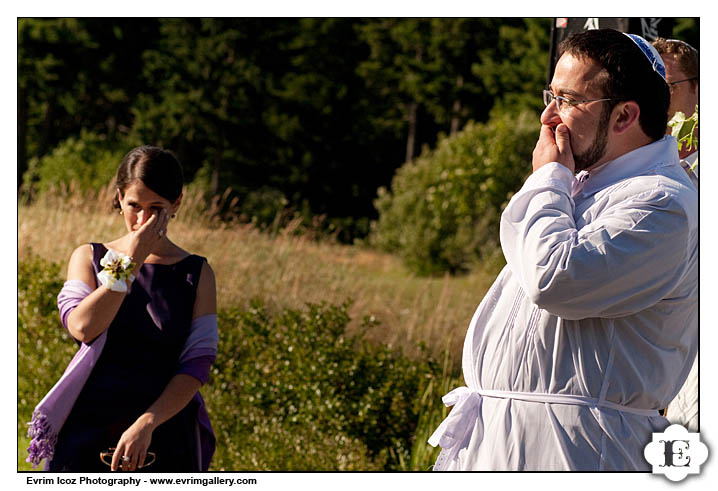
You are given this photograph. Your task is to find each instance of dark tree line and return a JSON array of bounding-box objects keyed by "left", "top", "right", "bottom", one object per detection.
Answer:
[{"left": 19, "top": 18, "right": 558, "bottom": 239}]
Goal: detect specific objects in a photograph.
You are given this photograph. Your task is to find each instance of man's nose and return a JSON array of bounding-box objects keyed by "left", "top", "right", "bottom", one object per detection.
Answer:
[{"left": 540, "top": 100, "right": 561, "bottom": 126}]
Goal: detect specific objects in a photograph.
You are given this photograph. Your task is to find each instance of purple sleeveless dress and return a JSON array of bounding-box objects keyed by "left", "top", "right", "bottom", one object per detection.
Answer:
[{"left": 49, "top": 243, "right": 207, "bottom": 472}]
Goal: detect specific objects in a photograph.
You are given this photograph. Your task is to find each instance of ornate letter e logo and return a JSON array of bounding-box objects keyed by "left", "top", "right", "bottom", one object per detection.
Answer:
[{"left": 644, "top": 424, "right": 708, "bottom": 482}]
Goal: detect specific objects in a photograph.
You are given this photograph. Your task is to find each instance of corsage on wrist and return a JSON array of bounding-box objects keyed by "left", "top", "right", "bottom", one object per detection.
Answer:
[{"left": 97, "top": 249, "right": 136, "bottom": 292}]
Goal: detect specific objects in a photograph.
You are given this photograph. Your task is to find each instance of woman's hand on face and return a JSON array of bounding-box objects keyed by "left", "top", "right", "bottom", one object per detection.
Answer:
[
  {"left": 127, "top": 208, "right": 170, "bottom": 266},
  {"left": 110, "top": 415, "right": 155, "bottom": 471}
]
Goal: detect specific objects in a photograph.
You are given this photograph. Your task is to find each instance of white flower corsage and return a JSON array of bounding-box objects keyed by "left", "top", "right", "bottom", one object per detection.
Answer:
[{"left": 97, "top": 249, "right": 136, "bottom": 292}]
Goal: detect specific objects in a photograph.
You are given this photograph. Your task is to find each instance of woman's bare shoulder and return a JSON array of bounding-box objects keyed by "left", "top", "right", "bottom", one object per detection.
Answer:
[
  {"left": 69, "top": 243, "right": 94, "bottom": 263},
  {"left": 193, "top": 259, "right": 217, "bottom": 318},
  {"left": 67, "top": 243, "right": 96, "bottom": 284}
]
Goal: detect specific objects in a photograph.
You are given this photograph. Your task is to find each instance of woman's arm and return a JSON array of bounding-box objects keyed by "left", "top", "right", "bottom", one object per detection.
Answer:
[
  {"left": 110, "top": 374, "right": 201, "bottom": 471},
  {"left": 65, "top": 210, "right": 169, "bottom": 343},
  {"left": 64, "top": 244, "right": 128, "bottom": 343}
]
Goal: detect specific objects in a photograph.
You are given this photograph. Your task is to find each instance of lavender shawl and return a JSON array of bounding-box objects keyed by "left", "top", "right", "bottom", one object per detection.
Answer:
[{"left": 26, "top": 279, "right": 218, "bottom": 470}]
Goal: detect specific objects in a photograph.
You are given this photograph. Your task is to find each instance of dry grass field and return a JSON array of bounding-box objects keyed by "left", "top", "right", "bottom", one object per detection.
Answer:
[{"left": 18, "top": 184, "right": 498, "bottom": 363}]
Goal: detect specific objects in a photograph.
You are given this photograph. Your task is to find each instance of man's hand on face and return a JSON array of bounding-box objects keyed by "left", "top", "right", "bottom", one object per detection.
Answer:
[{"left": 532, "top": 123, "right": 575, "bottom": 174}]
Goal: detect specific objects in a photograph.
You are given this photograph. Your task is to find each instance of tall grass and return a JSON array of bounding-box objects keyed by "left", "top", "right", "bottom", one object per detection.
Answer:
[{"left": 18, "top": 184, "right": 497, "bottom": 362}]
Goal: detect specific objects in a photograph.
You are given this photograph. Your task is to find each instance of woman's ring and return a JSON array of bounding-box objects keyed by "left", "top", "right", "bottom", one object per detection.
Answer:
[{"left": 121, "top": 455, "right": 131, "bottom": 463}]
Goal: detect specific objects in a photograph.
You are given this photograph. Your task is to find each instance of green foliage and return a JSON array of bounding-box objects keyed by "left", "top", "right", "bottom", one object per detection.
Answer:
[
  {"left": 18, "top": 19, "right": 159, "bottom": 187},
  {"left": 669, "top": 105, "right": 699, "bottom": 170},
  {"left": 17, "top": 257, "right": 456, "bottom": 471},
  {"left": 19, "top": 18, "right": 555, "bottom": 243},
  {"left": 241, "top": 187, "right": 290, "bottom": 227},
  {"left": 209, "top": 301, "right": 445, "bottom": 470},
  {"left": 673, "top": 18, "right": 699, "bottom": 51},
  {"left": 17, "top": 255, "right": 76, "bottom": 467},
  {"left": 372, "top": 111, "right": 538, "bottom": 275},
  {"left": 474, "top": 19, "right": 551, "bottom": 116},
  {"left": 23, "top": 130, "right": 137, "bottom": 196}
]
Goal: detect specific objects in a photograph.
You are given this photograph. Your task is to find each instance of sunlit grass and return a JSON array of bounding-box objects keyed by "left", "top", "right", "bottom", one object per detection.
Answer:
[{"left": 18, "top": 184, "right": 496, "bottom": 362}]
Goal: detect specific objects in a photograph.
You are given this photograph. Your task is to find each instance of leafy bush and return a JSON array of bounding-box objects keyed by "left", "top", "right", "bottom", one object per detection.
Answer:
[
  {"left": 18, "top": 255, "right": 76, "bottom": 468},
  {"left": 208, "top": 301, "right": 444, "bottom": 470},
  {"left": 22, "top": 130, "right": 137, "bottom": 196},
  {"left": 371, "top": 111, "right": 538, "bottom": 275},
  {"left": 17, "top": 257, "right": 455, "bottom": 471}
]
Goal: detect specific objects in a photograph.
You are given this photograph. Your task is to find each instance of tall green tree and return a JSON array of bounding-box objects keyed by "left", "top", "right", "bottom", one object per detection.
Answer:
[
  {"left": 18, "top": 18, "right": 159, "bottom": 188},
  {"left": 132, "top": 18, "right": 273, "bottom": 196},
  {"left": 358, "top": 19, "right": 435, "bottom": 163},
  {"left": 19, "top": 19, "right": 96, "bottom": 187},
  {"left": 19, "top": 18, "right": 555, "bottom": 243},
  {"left": 266, "top": 18, "right": 402, "bottom": 227},
  {"left": 357, "top": 18, "right": 550, "bottom": 164},
  {"left": 473, "top": 18, "right": 551, "bottom": 116},
  {"left": 133, "top": 18, "right": 404, "bottom": 239}
]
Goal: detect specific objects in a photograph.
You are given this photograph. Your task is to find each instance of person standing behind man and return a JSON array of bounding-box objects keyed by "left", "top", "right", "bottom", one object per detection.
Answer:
[
  {"left": 428, "top": 29, "right": 698, "bottom": 471},
  {"left": 652, "top": 37, "right": 699, "bottom": 432},
  {"left": 653, "top": 37, "right": 698, "bottom": 186}
]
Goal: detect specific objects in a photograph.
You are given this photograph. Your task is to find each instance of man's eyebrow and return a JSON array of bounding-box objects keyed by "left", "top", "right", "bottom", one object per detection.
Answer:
[{"left": 550, "top": 85, "right": 582, "bottom": 98}]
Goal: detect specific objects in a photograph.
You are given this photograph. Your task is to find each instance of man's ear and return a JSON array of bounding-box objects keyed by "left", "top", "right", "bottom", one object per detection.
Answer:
[{"left": 612, "top": 101, "right": 641, "bottom": 134}]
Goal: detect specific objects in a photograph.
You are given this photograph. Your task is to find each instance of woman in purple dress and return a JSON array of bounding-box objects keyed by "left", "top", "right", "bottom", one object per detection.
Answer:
[{"left": 27, "top": 146, "right": 218, "bottom": 472}]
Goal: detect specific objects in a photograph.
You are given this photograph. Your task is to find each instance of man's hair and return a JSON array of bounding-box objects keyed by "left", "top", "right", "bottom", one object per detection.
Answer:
[
  {"left": 652, "top": 37, "right": 698, "bottom": 87},
  {"left": 558, "top": 29, "right": 670, "bottom": 142}
]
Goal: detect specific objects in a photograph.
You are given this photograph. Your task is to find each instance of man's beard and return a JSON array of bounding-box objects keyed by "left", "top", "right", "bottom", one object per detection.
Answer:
[{"left": 573, "top": 106, "right": 611, "bottom": 172}]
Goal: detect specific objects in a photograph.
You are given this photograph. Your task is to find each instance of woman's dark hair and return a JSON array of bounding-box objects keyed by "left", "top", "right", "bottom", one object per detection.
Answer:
[
  {"left": 558, "top": 29, "right": 670, "bottom": 141},
  {"left": 113, "top": 146, "right": 184, "bottom": 209}
]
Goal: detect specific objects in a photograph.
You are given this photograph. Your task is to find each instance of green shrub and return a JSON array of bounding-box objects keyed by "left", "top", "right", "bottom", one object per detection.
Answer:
[
  {"left": 372, "top": 111, "right": 538, "bottom": 275},
  {"left": 23, "top": 130, "right": 137, "bottom": 196},
  {"left": 208, "top": 301, "right": 444, "bottom": 470},
  {"left": 17, "top": 255, "right": 75, "bottom": 469}
]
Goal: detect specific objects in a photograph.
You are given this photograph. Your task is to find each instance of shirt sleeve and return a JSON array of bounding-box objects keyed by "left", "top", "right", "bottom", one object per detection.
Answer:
[{"left": 500, "top": 162, "right": 694, "bottom": 320}]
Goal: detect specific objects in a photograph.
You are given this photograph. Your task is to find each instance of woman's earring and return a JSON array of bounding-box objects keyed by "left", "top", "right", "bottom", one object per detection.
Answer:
[
  {"left": 171, "top": 213, "right": 177, "bottom": 219},
  {"left": 119, "top": 210, "right": 124, "bottom": 215}
]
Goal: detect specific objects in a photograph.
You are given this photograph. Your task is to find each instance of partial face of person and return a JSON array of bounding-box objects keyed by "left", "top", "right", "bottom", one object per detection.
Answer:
[
  {"left": 118, "top": 180, "right": 180, "bottom": 232},
  {"left": 541, "top": 54, "right": 613, "bottom": 172},
  {"left": 663, "top": 53, "right": 698, "bottom": 128}
]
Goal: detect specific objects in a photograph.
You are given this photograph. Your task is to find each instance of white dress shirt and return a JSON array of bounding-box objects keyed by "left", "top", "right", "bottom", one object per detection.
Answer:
[{"left": 429, "top": 136, "right": 698, "bottom": 471}]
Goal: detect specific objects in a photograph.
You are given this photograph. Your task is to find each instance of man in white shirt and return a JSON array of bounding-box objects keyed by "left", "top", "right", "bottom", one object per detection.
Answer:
[
  {"left": 652, "top": 37, "right": 699, "bottom": 431},
  {"left": 429, "top": 29, "right": 698, "bottom": 471}
]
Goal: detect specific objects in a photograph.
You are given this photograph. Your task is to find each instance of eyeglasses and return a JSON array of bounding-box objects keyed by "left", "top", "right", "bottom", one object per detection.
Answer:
[
  {"left": 668, "top": 77, "right": 697, "bottom": 87},
  {"left": 543, "top": 90, "right": 624, "bottom": 112},
  {"left": 100, "top": 448, "right": 156, "bottom": 468}
]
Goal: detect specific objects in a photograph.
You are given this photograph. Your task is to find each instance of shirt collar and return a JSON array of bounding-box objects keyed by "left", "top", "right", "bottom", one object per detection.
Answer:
[{"left": 574, "top": 136, "right": 679, "bottom": 198}]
